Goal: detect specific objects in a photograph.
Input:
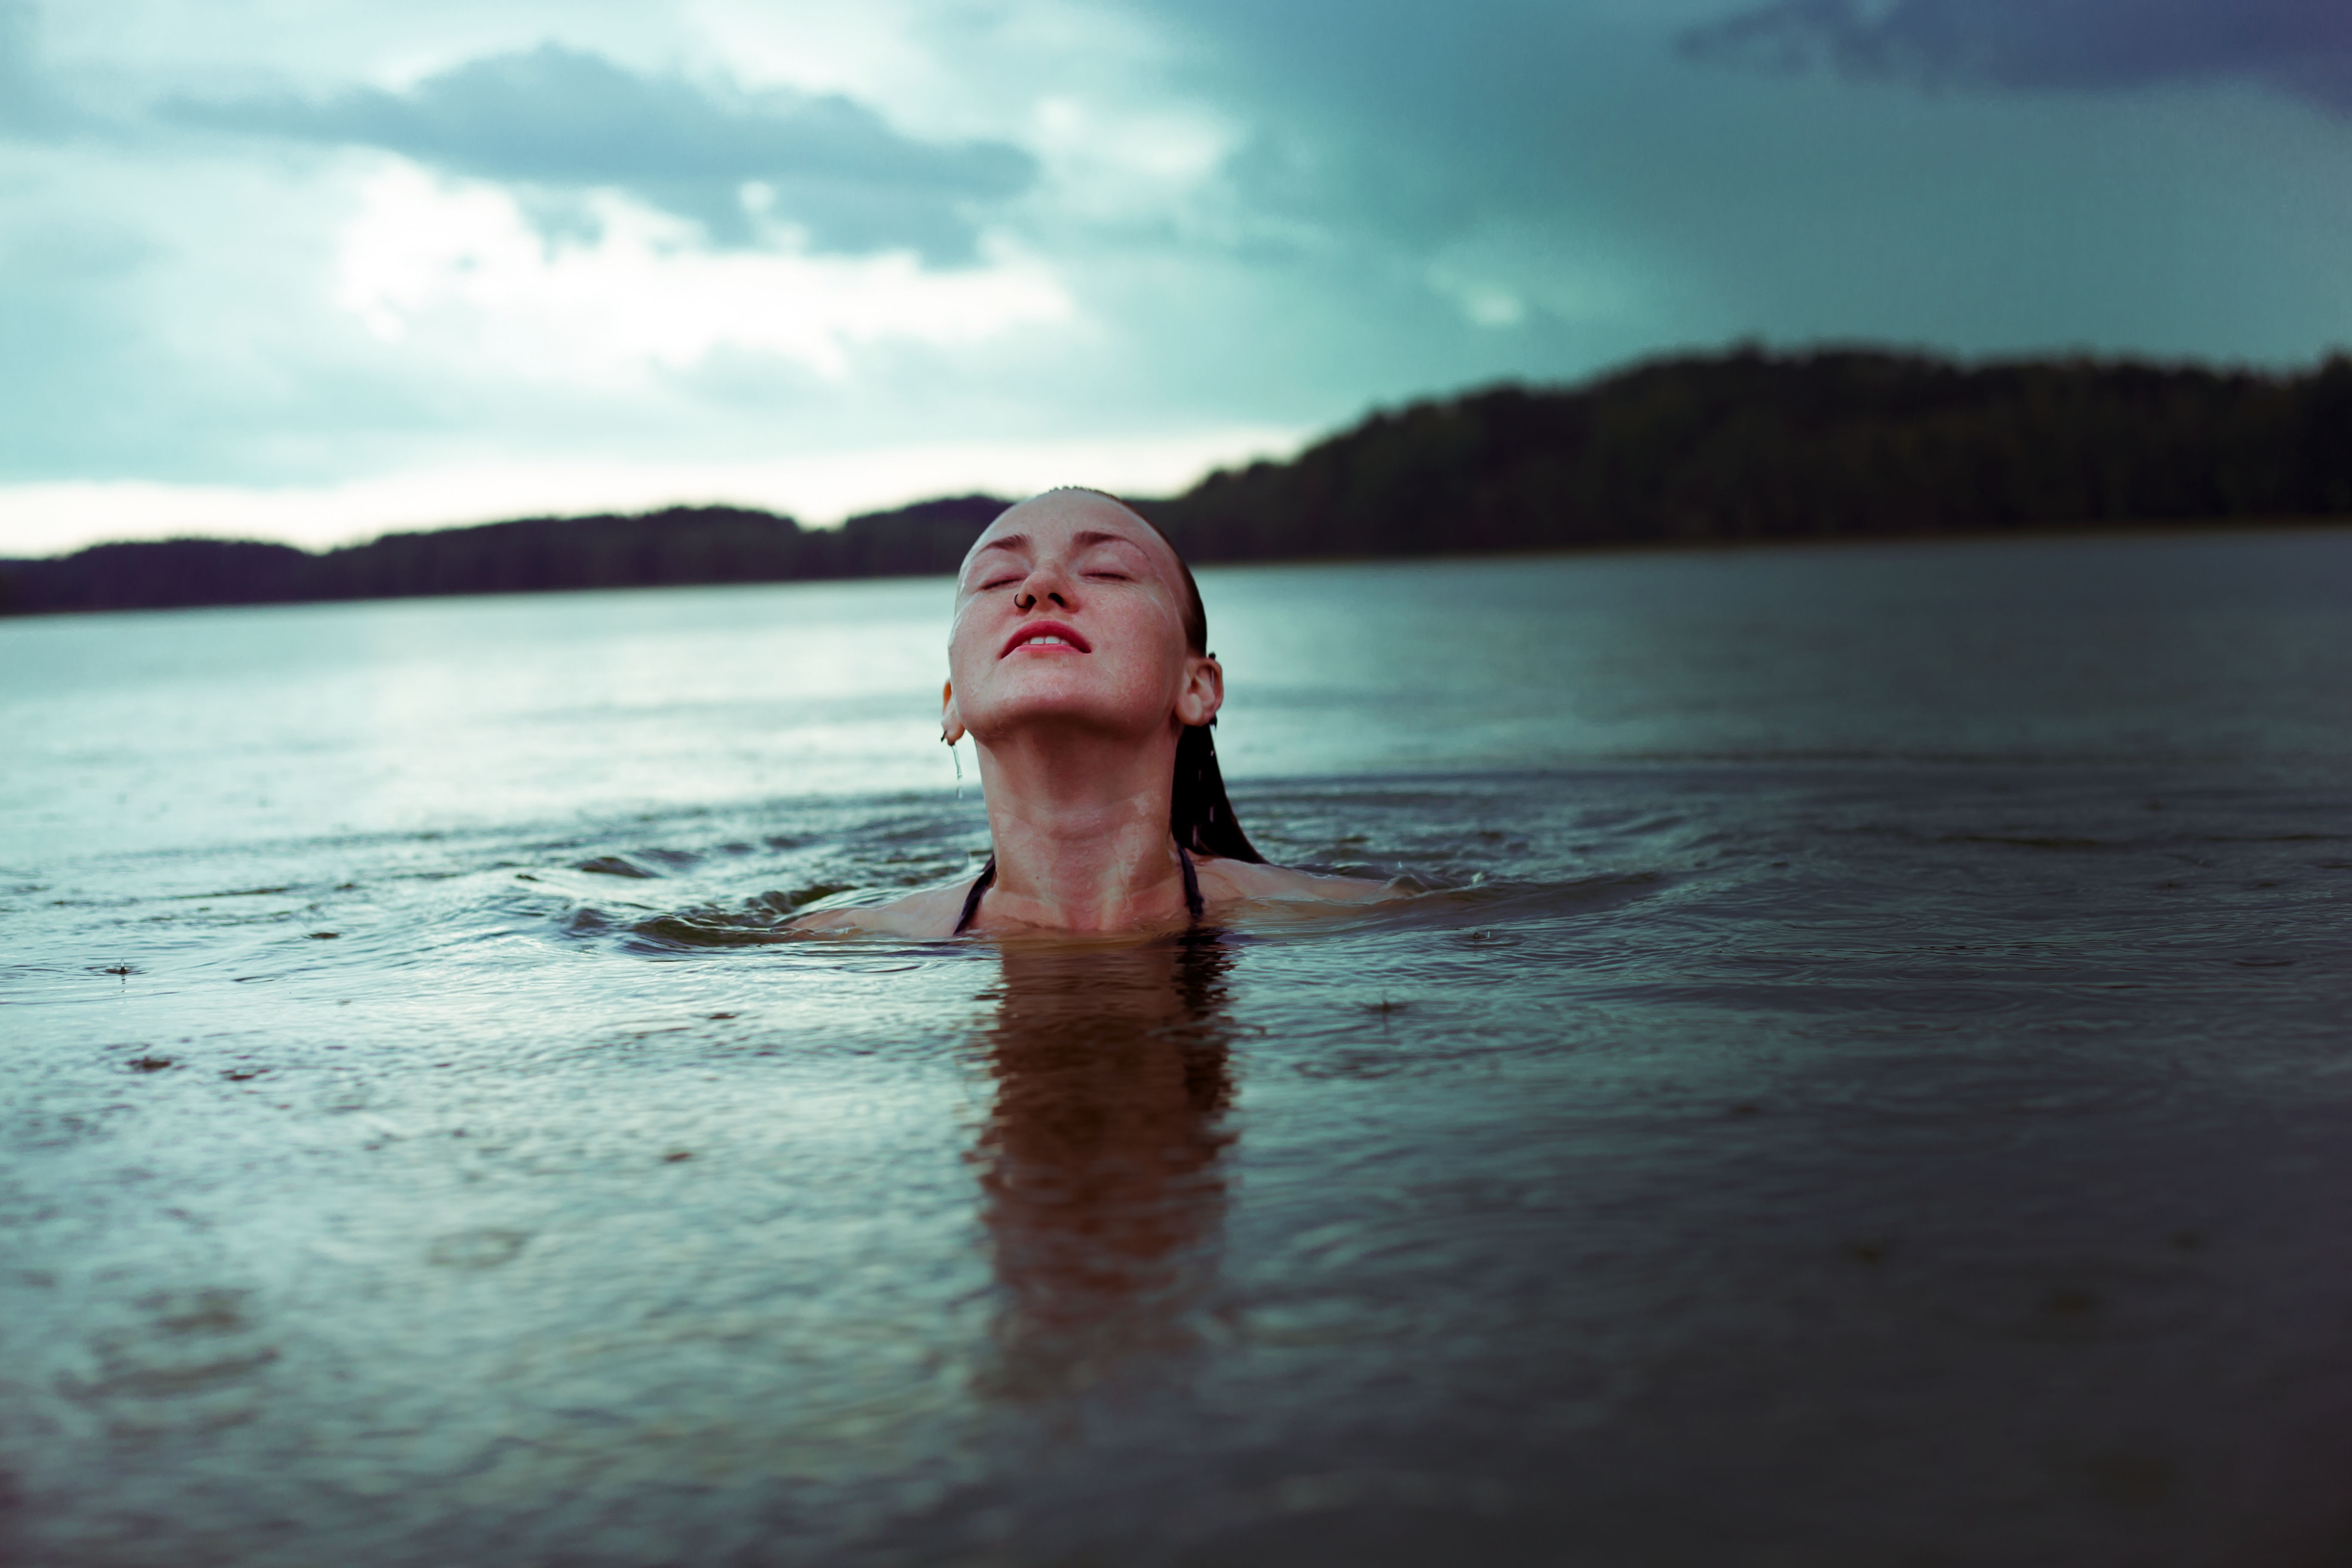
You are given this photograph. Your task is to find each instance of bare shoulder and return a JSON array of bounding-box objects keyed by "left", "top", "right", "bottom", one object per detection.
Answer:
[
  {"left": 786, "top": 880, "right": 971, "bottom": 940},
  {"left": 1197, "top": 856, "right": 1404, "bottom": 906}
]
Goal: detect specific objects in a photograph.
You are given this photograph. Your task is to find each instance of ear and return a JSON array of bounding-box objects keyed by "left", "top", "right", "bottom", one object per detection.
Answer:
[
  {"left": 940, "top": 679, "right": 966, "bottom": 744},
  {"left": 1174, "top": 653, "right": 1224, "bottom": 729}
]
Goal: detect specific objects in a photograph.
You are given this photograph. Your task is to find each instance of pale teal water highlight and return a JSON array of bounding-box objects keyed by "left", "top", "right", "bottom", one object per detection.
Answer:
[{"left": 2, "top": 530, "right": 2349, "bottom": 1566}]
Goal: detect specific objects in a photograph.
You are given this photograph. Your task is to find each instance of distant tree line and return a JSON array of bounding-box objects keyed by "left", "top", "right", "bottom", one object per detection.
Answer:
[
  {"left": 1142, "top": 346, "right": 2352, "bottom": 559},
  {"left": 0, "top": 495, "right": 1007, "bottom": 616},
  {"left": 5, "top": 346, "right": 2347, "bottom": 616}
]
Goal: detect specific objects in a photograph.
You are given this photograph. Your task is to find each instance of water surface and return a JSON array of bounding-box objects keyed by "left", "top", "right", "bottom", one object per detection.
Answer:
[{"left": 3, "top": 530, "right": 2349, "bottom": 1566}]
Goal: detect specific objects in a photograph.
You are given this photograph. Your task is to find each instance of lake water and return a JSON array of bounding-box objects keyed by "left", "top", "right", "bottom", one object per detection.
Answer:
[{"left": 3, "top": 530, "right": 2349, "bottom": 1567}]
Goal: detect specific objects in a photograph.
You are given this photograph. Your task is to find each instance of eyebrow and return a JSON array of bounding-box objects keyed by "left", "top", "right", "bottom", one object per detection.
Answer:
[{"left": 974, "top": 529, "right": 1145, "bottom": 556}]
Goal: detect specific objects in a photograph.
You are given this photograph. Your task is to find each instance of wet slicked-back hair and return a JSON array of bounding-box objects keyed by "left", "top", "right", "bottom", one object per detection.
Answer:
[{"left": 1040, "top": 488, "right": 1264, "bottom": 864}]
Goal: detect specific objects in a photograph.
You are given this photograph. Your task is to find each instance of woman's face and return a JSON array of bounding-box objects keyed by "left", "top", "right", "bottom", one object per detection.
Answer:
[{"left": 943, "top": 492, "right": 1220, "bottom": 747}]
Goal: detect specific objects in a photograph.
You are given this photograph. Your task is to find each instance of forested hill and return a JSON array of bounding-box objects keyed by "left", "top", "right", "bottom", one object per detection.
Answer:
[
  {"left": 6, "top": 347, "right": 2349, "bottom": 616},
  {"left": 1145, "top": 346, "right": 2352, "bottom": 558},
  {"left": 0, "top": 495, "right": 1008, "bottom": 616}
]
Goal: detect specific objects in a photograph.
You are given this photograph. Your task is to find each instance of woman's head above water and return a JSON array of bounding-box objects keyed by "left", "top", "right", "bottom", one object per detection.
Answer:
[
  {"left": 943, "top": 488, "right": 1259, "bottom": 867},
  {"left": 943, "top": 487, "right": 1217, "bottom": 768},
  {"left": 793, "top": 487, "right": 1394, "bottom": 938}
]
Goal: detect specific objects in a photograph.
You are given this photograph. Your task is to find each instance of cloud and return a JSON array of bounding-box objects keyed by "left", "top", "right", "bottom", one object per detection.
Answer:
[
  {"left": 168, "top": 42, "right": 1038, "bottom": 258},
  {"left": 1678, "top": 0, "right": 2352, "bottom": 114},
  {"left": 331, "top": 163, "right": 1070, "bottom": 381}
]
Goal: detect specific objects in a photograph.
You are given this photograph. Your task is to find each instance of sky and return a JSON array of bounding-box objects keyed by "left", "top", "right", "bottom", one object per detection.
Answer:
[{"left": 3, "top": 0, "right": 2349, "bottom": 555}]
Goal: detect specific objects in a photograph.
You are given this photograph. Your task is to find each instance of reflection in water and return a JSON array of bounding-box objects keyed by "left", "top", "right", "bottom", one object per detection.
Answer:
[{"left": 972, "top": 935, "right": 1239, "bottom": 1400}]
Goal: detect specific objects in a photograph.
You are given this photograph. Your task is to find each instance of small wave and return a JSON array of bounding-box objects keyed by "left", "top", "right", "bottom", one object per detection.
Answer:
[
  {"left": 624, "top": 912, "right": 796, "bottom": 951},
  {"left": 556, "top": 882, "right": 863, "bottom": 953},
  {"left": 574, "top": 855, "right": 660, "bottom": 879},
  {"left": 573, "top": 848, "right": 703, "bottom": 878}
]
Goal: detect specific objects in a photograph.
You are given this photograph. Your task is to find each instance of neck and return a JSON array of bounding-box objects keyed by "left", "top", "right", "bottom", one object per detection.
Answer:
[{"left": 971, "top": 722, "right": 1188, "bottom": 931}]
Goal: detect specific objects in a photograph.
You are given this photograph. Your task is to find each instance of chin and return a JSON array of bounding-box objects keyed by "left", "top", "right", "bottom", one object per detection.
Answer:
[{"left": 971, "top": 685, "right": 1168, "bottom": 743}]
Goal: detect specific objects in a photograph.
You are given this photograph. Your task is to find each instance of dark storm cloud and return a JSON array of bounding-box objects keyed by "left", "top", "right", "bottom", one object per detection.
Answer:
[
  {"left": 1678, "top": 0, "right": 2352, "bottom": 114},
  {"left": 1128, "top": 0, "right": 1609, "bottom": 240},
  {"left": 168, "top": 43, "right": 1037, "bottom": 259}
]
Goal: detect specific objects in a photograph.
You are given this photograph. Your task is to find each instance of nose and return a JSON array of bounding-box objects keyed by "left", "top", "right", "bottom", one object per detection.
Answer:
[{"left": 1012, "top": 561, "right": 1074, "bottom": 612}]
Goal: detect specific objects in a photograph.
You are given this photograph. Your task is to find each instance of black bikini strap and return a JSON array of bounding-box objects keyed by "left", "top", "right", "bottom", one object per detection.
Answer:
[
  {"left": 953, "top": 855, "right": 996, "bottom": 935},
  {"left": 951, "top": 843, "right": 1204, "bottom": 934}
]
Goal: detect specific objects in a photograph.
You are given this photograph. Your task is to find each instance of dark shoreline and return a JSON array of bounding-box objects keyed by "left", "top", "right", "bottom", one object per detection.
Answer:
[
  {"left": 7, "top": 516, "right": 2342, "bottom": 628},
  {"left": 7, "top": 343, "right": 2348, "bottom": 618}
]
